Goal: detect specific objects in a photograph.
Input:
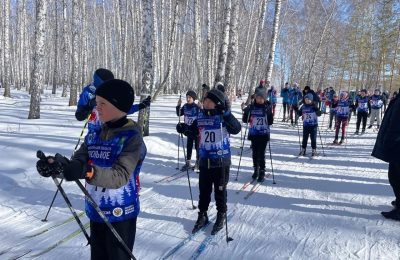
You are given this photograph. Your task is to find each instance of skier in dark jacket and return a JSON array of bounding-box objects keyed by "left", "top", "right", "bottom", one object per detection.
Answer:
[
  {"left": 37, "top": 79, "right": 147, "bottom": 259},
  {"left": 176, "top": 90, "right": 200, "bottom": 170},
  {"left": 177, "top": 88, "right": 241, "bottom": 235},
  {"left": 372, "top": 94, "right": 400, "bottom": 221},
  {"left": 242, "top": 88, "right": 274, "bottom": 182}
]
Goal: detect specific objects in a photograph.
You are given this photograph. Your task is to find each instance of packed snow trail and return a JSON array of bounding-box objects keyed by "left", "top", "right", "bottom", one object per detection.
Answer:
[{"left": 0, "top": 90, "right": 398, "bottom": 259}]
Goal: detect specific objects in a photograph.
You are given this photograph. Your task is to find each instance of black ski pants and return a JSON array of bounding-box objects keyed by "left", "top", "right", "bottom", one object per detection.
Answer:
[
  {"left": 198, "top": 166, "right": 229, "bottom": 213},
  {"left": 356, "top": 111, "right": 368, "bottom": 131},
  {"left": 250, "top": 136, "right": 269, "bottom": 170},
  {"left": 90, "top": 217, "right": 137, "bottom": 260},
  {"left": 186, "top": 135, "right": 198, "bottom": 161},
  {"left": 388, "top": 162, "right": 400, "bottom": 208},
  {"left": 282, "top": 102, "right": 289, "bottom": 120},
  {"left": 302, "top": 125, "right": 317, "bottom": 150}
]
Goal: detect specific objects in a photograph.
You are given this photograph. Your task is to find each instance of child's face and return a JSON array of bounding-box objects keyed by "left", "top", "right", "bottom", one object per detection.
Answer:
[
  {"left": 203, "top": 98, "right": 216, "bottom": 109},
  {"left": 95, "top": 96, "right": 126, "bottom": 123},
  {"left": 255, "top": 96, "right": 265, "bottom": 104},
  {"left": 186, "top": 95, "right": 194, "bottom": 104},
  {"left": 305, "top": 98, "right": 312, "bottom": 104}
]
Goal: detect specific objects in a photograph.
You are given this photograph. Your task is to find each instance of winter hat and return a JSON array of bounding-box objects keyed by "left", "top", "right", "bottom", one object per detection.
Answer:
[
  {"left": 304, "top": 93, "right": 313, "bottom": 101},
  {"left": 202, "top": 84, "right": 210, "bottom": 91},
  {"left": 93, "top": 68, "right": 114, "bottom": 87},
  {"left": 214, "top": 82, "right": 225, "bottom": 93},
  {"left": 255, "top": 88, "right": 267, "bottom": 99},
  {"left": 186, "top": 90, "right": 197, "bottom": 100},
  {"left": 361, "top": 89, "right": 368, "bottom": 94},
  {"left": 340, "top": 91, "right": 348, "bottom": 99},
  {"left": 260, "top": 80, "right": 266, "bottom": 85},
  {"left": 304, "top": 86, "right": 311, "bottom": 92},
  {"left": 95, "top": 79, "right": 134, "bottom": 113},
  {"left": 205, "top": 89, "right": 225, "bottom": 107}
]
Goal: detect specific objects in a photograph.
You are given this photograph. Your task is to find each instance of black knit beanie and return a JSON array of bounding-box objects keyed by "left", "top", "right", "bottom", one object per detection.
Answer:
[
  {"left": 95, "top": 79, "right": 134, "bottom": 113},
  {"left": 186, "top": 90, "right": 197, "bottom": 100},
  {"left": 205, "top": 89, "right": 225, "bottom": 107},
  {"left": 202, "top": 84, "right": 210, "bottom": 91},
  {"left": 94, "top": 68, "right": 114, "bottom": 81}
]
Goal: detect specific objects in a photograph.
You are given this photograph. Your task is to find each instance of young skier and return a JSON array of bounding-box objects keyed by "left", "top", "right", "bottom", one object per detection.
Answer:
[
  {"left": 176, "top": 88, "right": 241, "bottom": 235},
  {"left": 176, "top": 90, "right": 200, "bottom": 171},
  {"left": 36, "top": 79, "right": 147, "bottom": 260},
  {"left": 242, "top": 88, "right": 274, "bottom": 181},
  {"left": 298, "top": 93, "right": 322, "bottom": 156},
  {"left": 75, "top": 68, "right": 151, "bottom": 131},
  {"left": 328, "top": 94, "right": 339, "bottom": 129},
  {"left": 354, "top": 89, "right": 370, "bottom": 134},
  {"left": 267, "top": 85, "right": 278, "bottom": 116},
  {"left": 368, "top": 89, "right": 383, "bottom": 129},
  {"left": 288, "top": 84, "right": 302, "bottom": 126},
  {"left": 280, "top": 82, "right": 290, "bottom": 121},
  {"left": 333, "top": 91, "right": 351, "bottom": 144}
]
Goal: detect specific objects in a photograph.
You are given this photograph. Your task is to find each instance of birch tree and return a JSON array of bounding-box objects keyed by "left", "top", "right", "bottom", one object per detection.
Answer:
[
  {"left": 68, "top": 0, "right": 80, "bottom": 106},
  {"left": 265, "top": 0, "right": 282, "bottom": 83},
  {"left": 28, "top": 0, "right": 47, "bottom": 119},
  {"left": 138, "top": 0, "right": 154, "bottom": 136},
  {"left": 3, "top": 0, "right": 10, "bottom": 97}
]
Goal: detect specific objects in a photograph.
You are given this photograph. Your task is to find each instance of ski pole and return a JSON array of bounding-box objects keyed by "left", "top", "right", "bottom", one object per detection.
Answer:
[
  {"left": 179, "top": 133, "right": 197, "bottom": 210},
  {"left": 235, "top": 107, "right": 251, "bottom": 181},
  {"left": 219, "top": 118, "right": 233, "bottom": 243},
  {"left": 42, "top": 114, "right": 91, "bottom": 222},
  {"left": 73, "top": 180, "right": 137, "bottom": 260},
  {"left": 268, "top": 141, "right": 276, "bottom": 184},
  {"left": 296, "top": 115, "right": 302, "bottom": 152},
  {"left": 36, "top": 151, "right": 90, "bottom": 243},
  {"left": 176, "top": 95, "right": 182, "bottom": 170},
  {"left": 317, "top": 126, "right": 326, "bottom": 157}
]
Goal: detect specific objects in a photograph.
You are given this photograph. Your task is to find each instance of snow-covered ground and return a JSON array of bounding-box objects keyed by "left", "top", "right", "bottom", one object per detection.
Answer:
[{"left": 0, "top": 89, "right": 397, "bottom": 260}]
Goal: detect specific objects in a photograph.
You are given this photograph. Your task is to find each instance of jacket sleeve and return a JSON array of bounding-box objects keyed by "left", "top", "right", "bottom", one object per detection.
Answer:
[
  {"left": 223, "top": 112, "right": 241, "bottom": 135},
  {"left": 75, "top": 86, "right": 94, "bottom": 121},
  {"left": 176, "top": 105, "right": 184, "bottom": 117},
  {"left": 128, "top": 104, "right": 140, "bottom": 115},
  {"left": 87, "top": 135, "right": 145, "bottom": 189},
  {"left": 242, "top": 106, "right": 250, "bottom": 123}
]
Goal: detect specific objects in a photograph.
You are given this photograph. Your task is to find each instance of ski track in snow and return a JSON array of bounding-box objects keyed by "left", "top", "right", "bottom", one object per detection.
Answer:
[{"left": 0, "top": 90, "right": 399, "bottom": 259}]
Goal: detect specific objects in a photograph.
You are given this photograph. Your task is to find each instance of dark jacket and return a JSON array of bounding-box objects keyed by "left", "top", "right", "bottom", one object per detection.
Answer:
[{"left": 371, "top": 96, "right": 400, "bottom": 163}]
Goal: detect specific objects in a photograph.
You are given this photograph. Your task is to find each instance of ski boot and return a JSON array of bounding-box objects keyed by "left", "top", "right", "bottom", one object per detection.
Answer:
[
  {"left": 252, "top": 167, "right": 259, "bottom": 180},
  {"left": 339, "top": 138, "right": 345, "bottom": 144},
  {"left": 192, "top": 211, "right": 209, "bottom": 234},
  {"left": 381, "top": 209, "right": 400, "bottom": 221},
  {"left": 354, "top": 130, "right": 359, "bottom": 135},
  {"left": 298, "top": 148, "right": 306, "bottom": 156},
  {"left": 361, "top": 129, "right": 365, "bottom": 134},
  {"left": 180, "top": 160, "right": 192, "bottom": 171},
  {"left": 311, "top": 149, "right": 317, "bottom": 157},
  {"left": 368, "top": 125, "right": 373, "bottom": 129},
  {"left": 211, "top": 212, "right": 226, "bottom": 235},
  {"left": 257, "top": 169, "right": 265, "bottom": 182}
]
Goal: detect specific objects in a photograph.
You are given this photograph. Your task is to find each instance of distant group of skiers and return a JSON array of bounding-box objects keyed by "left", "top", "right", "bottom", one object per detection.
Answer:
[{"left": 34, "top": 67, "right": 400, "bottom": 259}]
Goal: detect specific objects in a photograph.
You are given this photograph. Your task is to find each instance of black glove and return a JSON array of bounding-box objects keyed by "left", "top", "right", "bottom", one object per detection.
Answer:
[
  {"left": 36, "top": 153, "right": 66, "bottom": 178},
  {"left": 139, "top": 96, "right": 151, "bottom": 109},
  {"left": 63, "top": 160, "right": 91, "bottom": 181},
  {"left": 176, "top": 123, "right": 187, "bottom": 134}
]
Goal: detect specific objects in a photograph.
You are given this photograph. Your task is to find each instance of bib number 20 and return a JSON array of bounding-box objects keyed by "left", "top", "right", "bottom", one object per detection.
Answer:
[{"left": 204, "top": 131, "right": 216, "bottom": 143}]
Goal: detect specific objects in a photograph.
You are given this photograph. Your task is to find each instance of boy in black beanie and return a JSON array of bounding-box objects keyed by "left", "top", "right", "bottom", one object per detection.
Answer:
[
  {"left": 176, "top": 90, "right": 200, "bottom": 171},
  {"left": 177, "top": 89, "right": 241, "bottom": 235},
  {"left": 37, "top": 79, "right": 147, "bottom": 260}
]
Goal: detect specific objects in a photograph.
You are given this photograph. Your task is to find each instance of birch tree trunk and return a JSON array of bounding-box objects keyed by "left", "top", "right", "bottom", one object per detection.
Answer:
[
  {"left": 3, "top": 0, "right": 11, "bottom": 97},
  {"left": 152, "top": 0, "right": 179, "bottom": 100},
  {"left": 68, "top": 0, "right": 80, "bottom": 106},
  {"left": 214, "top": 0, "right": 232, "bottom": 84},
  {"left": 389, "top": 24, "right": 400, "bottom": 94},
  {"left": 61, "top": 0, "right": 69, "bottom": 97},
  {"left": 52, "top": 1, "right": 59, "bottom": 94},
  {"left": 224, "top": 0, "right": 239, "bottom": 100},
  {"left": 28, "top": 0, "right": 47, "bottom": 119},
  {"left": 194, "top": 0, "right": 203, "bottom": 90},
  {"left": 138, "top": 0, "right": 154, "bottom": 136},
  {"left": 265, "top": 0, "right": 282, "bottom": 83},
  {"left": 206, "top": 0, "right": 212, "bottom": 87},
  {"left": 246, "top": 0, "right": 267, "bottom": 104}
]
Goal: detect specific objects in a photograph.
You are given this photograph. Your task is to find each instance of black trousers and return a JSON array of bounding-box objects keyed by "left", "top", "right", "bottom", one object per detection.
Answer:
[
  {"left": 198, "top": 166, "right": 230, "bottom": 213},
  {"left": 328, "top": 112, "right": 336, "bottom": 128},
  {"left": 282, "top": 102, "right": 289, "bottom": 119},
  {"left": 388, "top": 162, "right": 400, "bottom": 208},
  {"left": 302, "top": 125, "right": 317, "bottom": 149},
  {"left": 356, "top": 111, "right": 368, "bottom": 131},
  {"left": 90, "top": 217, "right": 137, "bottom": 260},
  {"left": 289, "top": 105, "right": 299, "bottom": 124},
  {"left": 186, "top": 135, "right": 198, "bottom": 161},
  {"left": 250, "top": 137, "right": 269, "bottom": 169}
]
